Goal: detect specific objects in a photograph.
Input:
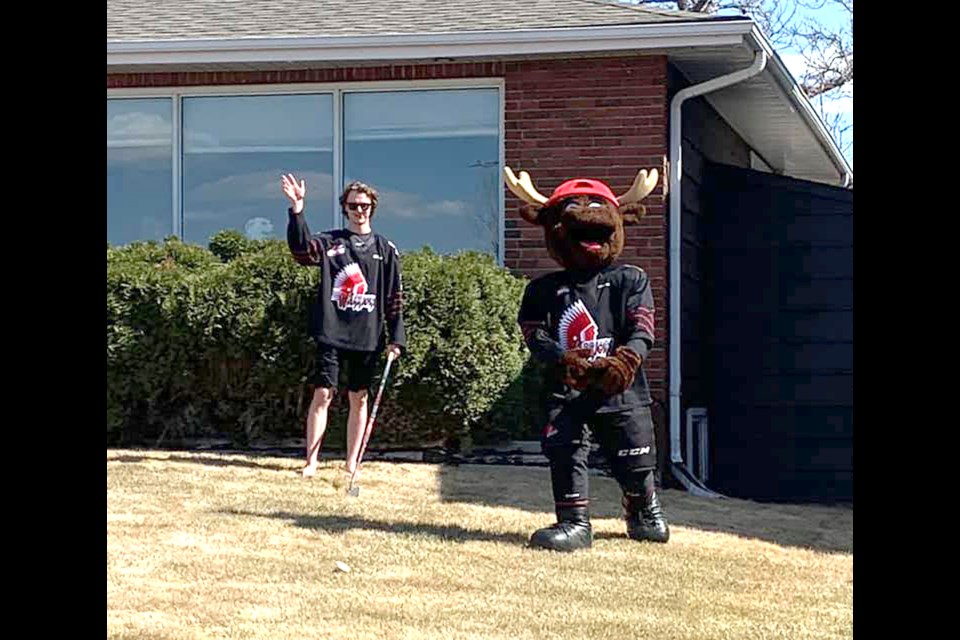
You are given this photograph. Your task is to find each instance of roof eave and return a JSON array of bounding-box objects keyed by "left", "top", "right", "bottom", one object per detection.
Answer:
[
  {"left": 107, "top": 18, "right": 851, "bottom": 187},
  {"left": 107, "top": 21, "right": 753, "bottom": 66},
  {"left": 744, "top": 27, "right": 852, "bottom": 187}
]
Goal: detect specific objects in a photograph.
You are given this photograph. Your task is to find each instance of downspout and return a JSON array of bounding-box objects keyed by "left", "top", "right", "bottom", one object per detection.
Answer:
[{"left": 667, "top": 49, "right": 767, "bottom": 498}]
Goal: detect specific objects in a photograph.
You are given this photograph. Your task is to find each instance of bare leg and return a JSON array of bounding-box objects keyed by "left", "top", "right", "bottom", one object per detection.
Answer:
[
  {"left": 344, "top": 389, "right": 370, "bottom": 475},
  {"left": 303, "top": 387, "right": 334, "bottom": 477}
]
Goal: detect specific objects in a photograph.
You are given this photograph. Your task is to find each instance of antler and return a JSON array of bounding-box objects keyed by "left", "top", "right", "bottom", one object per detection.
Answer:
[
  {"left": 504, "top": 166, "right": 548, "bottom": 206},
  {"left": 618, "top": 168, "right": 659, "bottom": 207}
]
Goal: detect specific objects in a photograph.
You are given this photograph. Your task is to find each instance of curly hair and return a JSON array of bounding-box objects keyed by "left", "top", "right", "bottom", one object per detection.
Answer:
[{"left": 339, "top": 180, "right": 380, "bottom": 217}]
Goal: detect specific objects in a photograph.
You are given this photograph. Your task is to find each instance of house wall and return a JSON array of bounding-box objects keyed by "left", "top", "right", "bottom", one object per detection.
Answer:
[
  {"left": 666, "top": 63, "right": 751, "bottom": 466},
  {"left": 701, "top": 162, "right": 853, "bottom": 502},
  {"left": 109, "top": 54, "right": 673, "bottom": 405}
]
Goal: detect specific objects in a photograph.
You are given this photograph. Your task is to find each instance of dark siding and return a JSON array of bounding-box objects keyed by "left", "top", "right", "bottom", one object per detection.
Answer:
[{"left": 701, "top": 161, "right": 853, "bottom": 502}]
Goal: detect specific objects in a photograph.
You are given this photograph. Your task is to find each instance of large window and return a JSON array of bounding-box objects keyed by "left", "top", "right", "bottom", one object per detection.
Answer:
[
  {"left": 107, "top": 99, "right": 173, "bottom": 245},
  {"left": 106, "top": 83, "right": 503, "bottom": 260},
  {"left": 181, "top": 94, "right": 333, "bottom": 246},
  {"left": 343, "top": 89, "right": 501, "bottom": 256}
]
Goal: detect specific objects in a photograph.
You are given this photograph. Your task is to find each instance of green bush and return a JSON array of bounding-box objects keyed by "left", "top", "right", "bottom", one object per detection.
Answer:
[
  {"left": 208, "top": 229, "right": 267, "bottom": 262},
  {"left": 106, "top": 237, "right": 547, "bottom": 450}
]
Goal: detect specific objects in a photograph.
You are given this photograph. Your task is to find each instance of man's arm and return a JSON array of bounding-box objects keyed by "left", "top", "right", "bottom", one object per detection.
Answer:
[
  {"left": 286, "top": 207, "right": 324, "bottom": 266},
  {"left": 282, "top": 173, "right": 324, "bottom": 265},
  {"left": 383, "top": 240, "right": 406, "bottom": 355}
]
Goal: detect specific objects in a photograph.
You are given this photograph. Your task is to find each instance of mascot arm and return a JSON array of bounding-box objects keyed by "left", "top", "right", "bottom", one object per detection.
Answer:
[
  {"left": 590, "top": 271, "right": 656, "bottom": 396},
  {"left": 559, "top": 348, "right": 596, "bottom": 390},
  {"left": 518, "top": 284, "right": 564, "bottom": 365},
  {"left": 592, "top": 346, "right": 644, "bottom": 396},
  {"left": 622, "top": 268, "right": 656, "bottom": 360},
  {"left": 518, "top": 284, "right": 594, "bottom": 389}
]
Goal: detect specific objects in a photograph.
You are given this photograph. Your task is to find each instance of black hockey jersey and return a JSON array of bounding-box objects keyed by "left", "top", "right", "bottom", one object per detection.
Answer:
[
  {"left": 518, "top": 264, "right": 655, "bottom": 412},
  {"left": 287, "top": 209, "right": 405, "bottom": 353}
]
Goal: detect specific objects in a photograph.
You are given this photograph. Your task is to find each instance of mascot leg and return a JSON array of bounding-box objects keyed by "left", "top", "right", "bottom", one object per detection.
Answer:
[
  {"left": 601, "top": 406, "right": 670, "bottom": 543},
  {"left": 530, "top": 401, "right": 596, "bottom": 552},
  {"left": 621, "top": 469, "right": 670, "bottom": 543}
]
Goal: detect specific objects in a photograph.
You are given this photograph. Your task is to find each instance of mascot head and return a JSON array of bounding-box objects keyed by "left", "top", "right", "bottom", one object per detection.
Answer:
[{"left": 504, "top": 167, "right": 659, "bottom": 270}]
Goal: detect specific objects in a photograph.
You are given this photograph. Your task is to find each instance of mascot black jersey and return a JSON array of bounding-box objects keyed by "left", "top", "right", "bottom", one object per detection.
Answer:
[
  {"left": 518, "top": 264, "right": 656, "bottom": 411},
  {"left": 287, "top": 209, "right": 405, "bottom": 353}
]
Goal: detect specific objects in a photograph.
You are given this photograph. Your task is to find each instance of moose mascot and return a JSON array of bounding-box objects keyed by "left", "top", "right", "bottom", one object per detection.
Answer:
[{"left": 505, "top": 165, "right": 670, "bottom": 552}]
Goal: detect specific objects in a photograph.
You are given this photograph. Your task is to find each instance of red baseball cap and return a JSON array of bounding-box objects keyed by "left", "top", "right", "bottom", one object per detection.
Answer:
[{"left": 544, "top": 178, "right": 619, "bottom": 209}]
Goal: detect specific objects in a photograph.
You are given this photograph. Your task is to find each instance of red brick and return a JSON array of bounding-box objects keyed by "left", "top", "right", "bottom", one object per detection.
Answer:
[{"left": 109, "top": 53, "right": 672, "bottom": 414}]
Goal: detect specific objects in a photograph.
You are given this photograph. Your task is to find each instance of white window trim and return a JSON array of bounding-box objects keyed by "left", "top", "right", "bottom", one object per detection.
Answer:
[
  {"left": 108, "top": 78, "right": 506, "bottom": 263},
  {"left": 171, "top": 96, "right": 182, "bottom": 237},
  {"left": 332, "top": 88, "right": 343, "bottom": 229}
]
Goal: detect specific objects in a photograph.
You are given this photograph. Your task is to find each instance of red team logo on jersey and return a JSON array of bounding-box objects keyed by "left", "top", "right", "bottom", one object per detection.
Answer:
[
  {"left": 558, "top": 300, "right": 612, "bottom": 359},
  {"left": 331, "top": 263, "right": 376, "bottom": 312}
]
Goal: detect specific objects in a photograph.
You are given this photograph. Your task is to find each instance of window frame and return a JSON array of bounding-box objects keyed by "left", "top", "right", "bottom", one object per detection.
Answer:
[{"left": 107, "top": 78, "right": 506, "bottom": 263}]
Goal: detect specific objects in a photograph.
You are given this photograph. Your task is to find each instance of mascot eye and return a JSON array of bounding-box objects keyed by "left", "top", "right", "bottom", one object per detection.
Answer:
[{"left": 562, "top": 197, "right": 606, "bottom": 213}]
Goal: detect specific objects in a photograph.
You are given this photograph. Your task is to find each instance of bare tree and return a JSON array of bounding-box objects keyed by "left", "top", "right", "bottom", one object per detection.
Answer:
[
  {"left": 621, "top": 1, "right": 853, "bottom": 97},
  {"left": 789, "top": 0, "right": 853, "bottom": 97},
  {"left": 622, "top": 1, "right": 853, "bottom": 160}
]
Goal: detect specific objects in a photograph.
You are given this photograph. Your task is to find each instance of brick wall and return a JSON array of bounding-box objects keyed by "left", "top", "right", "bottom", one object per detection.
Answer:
[
  {"left": 108, "top": 54, "right": 671, "bottom": 401},
  {"left": 501, "top": 55, "right": 668, "bottom": 399}
]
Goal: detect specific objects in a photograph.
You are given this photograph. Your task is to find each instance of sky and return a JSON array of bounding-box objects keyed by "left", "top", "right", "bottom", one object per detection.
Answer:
[
  {"left": 774, "top": 3, "right": 852, "bottom": 168},
  {"left": 623, "top": 1, "right": 853, "bottom": 169},
  {"left": 719, "top": 1, "right": 853, "bottom": 168}
]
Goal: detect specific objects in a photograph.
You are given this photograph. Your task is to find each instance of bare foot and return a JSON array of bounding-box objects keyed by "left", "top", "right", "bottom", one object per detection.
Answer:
[{"left": 302, "top": 464, "right": 318, "bottom": 478}]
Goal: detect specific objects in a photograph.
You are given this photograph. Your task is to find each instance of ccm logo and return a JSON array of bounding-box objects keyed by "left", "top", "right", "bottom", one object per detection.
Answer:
[{"left": 617, "top": 447, "right": 650, "bottom": 457}]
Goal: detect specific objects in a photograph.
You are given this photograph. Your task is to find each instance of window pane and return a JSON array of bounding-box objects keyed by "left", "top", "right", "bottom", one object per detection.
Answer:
[
  {"left": 182, "top": 94, "right": 334, "bottom": 246},
  {"left": 107, "top": 98, "right": 173, "bottom": 245},
  {"left": 343, "top": 89, "right": 500, "bottom": 257}
]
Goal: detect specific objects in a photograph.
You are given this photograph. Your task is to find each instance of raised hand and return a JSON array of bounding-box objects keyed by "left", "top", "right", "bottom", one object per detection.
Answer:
[{"left": 281, "top": 173, "right": 306, "bottom": 213}]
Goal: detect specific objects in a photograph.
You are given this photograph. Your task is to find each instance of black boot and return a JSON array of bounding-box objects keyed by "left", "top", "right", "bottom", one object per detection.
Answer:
[
  {"left": 529, "top": 505, "right": 593, "bottom": 552},
  {"left": 623, "top": 491, "right": 670, "bottom": 543}
]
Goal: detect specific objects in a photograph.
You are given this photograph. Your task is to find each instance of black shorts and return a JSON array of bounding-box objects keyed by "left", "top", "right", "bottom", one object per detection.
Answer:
[{"left": 310, "top": 343, "right": 380, "bottom": 392}]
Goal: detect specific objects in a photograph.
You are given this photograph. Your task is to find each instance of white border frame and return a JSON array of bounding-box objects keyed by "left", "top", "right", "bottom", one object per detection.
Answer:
[{"left": 107, "top": 78, "right": 506, "bottom": 263}]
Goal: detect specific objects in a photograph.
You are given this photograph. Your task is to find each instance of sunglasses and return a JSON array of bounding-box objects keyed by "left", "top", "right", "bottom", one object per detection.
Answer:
[{"left": 346, "top": 202, "right": 373, "bottom": 212}]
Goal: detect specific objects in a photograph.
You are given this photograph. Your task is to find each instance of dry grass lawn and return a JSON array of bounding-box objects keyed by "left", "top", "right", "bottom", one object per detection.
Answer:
[{"left": 107, "top": 449, "right": 853, "bottom": 639}]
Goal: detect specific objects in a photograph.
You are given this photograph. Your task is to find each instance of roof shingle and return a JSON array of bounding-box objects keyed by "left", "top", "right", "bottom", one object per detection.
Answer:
[{"left": 107, "top": 0, "right": 718, "bottom": 42}]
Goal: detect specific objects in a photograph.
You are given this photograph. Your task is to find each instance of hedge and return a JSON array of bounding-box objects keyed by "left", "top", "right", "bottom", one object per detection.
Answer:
[{"left": 107, "top": 232, "right": 549, "bottom": 450}]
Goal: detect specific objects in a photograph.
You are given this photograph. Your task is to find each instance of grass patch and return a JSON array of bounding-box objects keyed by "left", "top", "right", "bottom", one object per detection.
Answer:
[{"left": 108, "top": 450, "right": 852, "bottom": 639}]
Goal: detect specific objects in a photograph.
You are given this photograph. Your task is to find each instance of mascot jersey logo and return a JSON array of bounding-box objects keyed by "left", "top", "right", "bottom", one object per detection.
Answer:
[
  {"left": 558, "top": 300, "right": 612, "bottom": 359},
  {"left": 331, "top": 263, "right": 376, "bottom": 312}
]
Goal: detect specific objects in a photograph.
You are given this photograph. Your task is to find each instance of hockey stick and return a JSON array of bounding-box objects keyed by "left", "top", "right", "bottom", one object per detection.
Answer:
[{"left": 346, "top": 351, "right": 397, "bottom": 497}]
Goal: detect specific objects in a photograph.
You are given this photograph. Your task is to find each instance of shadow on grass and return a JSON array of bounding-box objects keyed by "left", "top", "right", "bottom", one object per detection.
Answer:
[
  {"left": 110, "top": 450, "right": 309, "bottom": 474},
  {"left": 223, "top": 508, "right": 529, "bottom": 546},
  {"left": 436, "top": 463, "right": 853, "bottom": 555},
  {"left": 110, "top": 449, "right": 852, "bottom": 554}
]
